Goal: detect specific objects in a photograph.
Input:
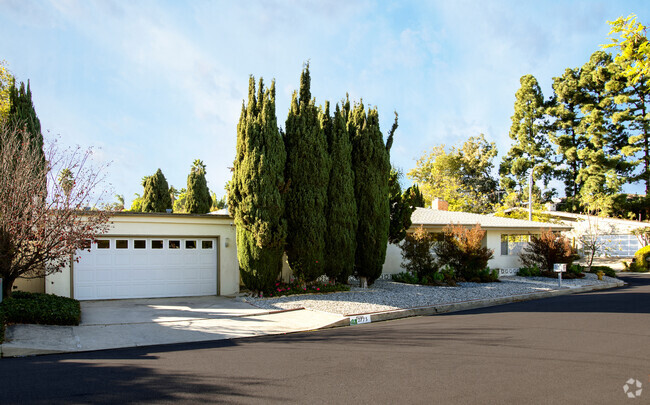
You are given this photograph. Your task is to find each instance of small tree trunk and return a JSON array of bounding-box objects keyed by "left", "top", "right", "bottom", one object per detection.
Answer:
[
  {"left": 2, "top": 275, "right": 16, "bottom": 299},
  {"left": 359, "top": 276, "right": 368, "bottom": 289}
]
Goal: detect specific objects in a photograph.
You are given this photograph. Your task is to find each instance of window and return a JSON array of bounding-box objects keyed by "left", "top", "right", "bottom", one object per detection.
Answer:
[
  {"left": 201, "top": 240, "right": 213, "bottom": 249},
  {"left": 185, "top": 240, "right": 196, "bottom": 249},
  {"left": 116, "top": 240, "right": 128, "bottom": 249},
  {"left": 169, "top": 240, "right": 180, "bottom": 249},
  {"left": 134, "top": 240, "right": 146, "bottom": 249},
  {"left": 96, "top": 240, "right": 110, "bottom": 249},
  {"left": 501, "top": 234, "right": 530, "bottom": 256},
  {"left": 152, "top": 240, "right": 163, "bottom": 249}
]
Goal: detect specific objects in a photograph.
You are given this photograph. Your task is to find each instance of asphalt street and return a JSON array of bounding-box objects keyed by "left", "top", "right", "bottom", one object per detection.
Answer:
[{"left": 0, "top": 273, "right": 648, "bottom": 404}]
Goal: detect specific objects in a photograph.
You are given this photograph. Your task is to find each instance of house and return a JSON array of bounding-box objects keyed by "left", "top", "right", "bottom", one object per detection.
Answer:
[
  {"left": 382, "top": 205, "right": 573, "bottom": 277},
  {"left": 540, "top": 210, "right": 648, "bottom": 257},
  {"left": 14, "top": 203, "right": 572, "bottom": 300}
]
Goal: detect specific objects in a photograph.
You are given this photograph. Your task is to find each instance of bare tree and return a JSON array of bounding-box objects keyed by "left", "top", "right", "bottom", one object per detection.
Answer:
[
  {"left": 577, "top": 215, "right": 616, "bottom": 272},
  {"left": 0, "top": 124, "right": 111, "bottom": 297}
]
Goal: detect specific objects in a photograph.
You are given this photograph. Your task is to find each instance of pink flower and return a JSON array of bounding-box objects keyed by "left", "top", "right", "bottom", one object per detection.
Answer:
[{"left": 316, "top": 288, "right": 320, "bottom": 291}]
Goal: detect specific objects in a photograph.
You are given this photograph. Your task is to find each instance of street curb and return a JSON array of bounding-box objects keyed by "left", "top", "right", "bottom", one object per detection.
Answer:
[{"left": 326, "top": 280, "right": 626, "bottom": 328}]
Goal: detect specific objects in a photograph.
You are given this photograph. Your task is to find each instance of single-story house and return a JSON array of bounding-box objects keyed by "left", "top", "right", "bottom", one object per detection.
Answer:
[
  {"left": 540, "top": 210, "right": 648, "bottom": 257},
  {"left": 382, "top": 204, "right": 572, "bottom": 278},
  {"left": 14, "top": 202, "right": 571, "bottom": 300}
]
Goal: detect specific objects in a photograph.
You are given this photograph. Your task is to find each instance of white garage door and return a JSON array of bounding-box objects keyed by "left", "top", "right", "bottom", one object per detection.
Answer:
[{"left": 74, "top": 237, "right": 218, "bottom": 300}]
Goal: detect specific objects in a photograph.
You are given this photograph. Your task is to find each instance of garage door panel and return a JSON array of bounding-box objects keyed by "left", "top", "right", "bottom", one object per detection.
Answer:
[{"left": 74, "top": 237, "right": 217, "bottom": 300}]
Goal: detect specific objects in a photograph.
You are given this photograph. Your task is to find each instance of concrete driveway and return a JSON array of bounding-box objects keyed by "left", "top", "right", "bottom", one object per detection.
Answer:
[{"left": 1, "top": 296, "right": 346, "bottom": 357}]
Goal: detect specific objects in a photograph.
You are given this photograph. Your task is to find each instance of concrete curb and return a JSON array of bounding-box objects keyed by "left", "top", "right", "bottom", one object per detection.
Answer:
[{"left": 327, "top": 280, "right": 626, "bottom": 328}]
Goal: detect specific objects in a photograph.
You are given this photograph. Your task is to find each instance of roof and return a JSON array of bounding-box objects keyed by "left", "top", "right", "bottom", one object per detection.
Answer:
[
  {"left": 411, "top": 207, "right": 572, "bottom": 230},
  {"left": 542, "top": 210, "right": 650, "bottom": 227}
]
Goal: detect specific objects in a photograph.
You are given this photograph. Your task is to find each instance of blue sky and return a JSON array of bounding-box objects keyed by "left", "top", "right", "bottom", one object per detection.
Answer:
[{"left": 1, "top": 0, "right": 648, "bottom": 206}]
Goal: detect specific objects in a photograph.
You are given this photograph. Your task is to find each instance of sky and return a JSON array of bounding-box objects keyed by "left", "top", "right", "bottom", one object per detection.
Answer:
[{"left": 0, "top": 0, "right": 649, "bottom": 207}]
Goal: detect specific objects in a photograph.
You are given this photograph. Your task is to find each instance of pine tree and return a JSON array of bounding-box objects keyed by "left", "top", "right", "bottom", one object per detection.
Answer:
[
  {"left": 548, "top": 67, "right": 588, "bottom": 198},
  {"left": 185, "top": 159, "right": 212, "bottom": 214},
  {"left": 324, "top": 102, "right": 357, "bottom": 283},
  {"left": 499, "top": 75, "right": 553, "bottom": 199},
  {"left": 284, "top": 64, "right": 330, "bottom": 283},
  {"left": 350, "top": 102, "right": 394, "bottom": 286},
  {"left": 227, "top": 76, "right": 286, "bottom": 293},
  {"left": 142, "top": 169, "right": 172, "bottom": 213},
  {"left": 576, "top": 51, "right": 630, "bottom": 213}
]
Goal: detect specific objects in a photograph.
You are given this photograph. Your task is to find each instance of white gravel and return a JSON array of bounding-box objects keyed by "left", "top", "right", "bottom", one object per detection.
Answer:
[{"left": 244, "top": 273, "right": 619, "bottom": 316}]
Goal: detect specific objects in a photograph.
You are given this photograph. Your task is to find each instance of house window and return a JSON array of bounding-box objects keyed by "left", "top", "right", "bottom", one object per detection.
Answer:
[
  {"left": 501, "top": 234, "right": 530, "bottom": 255},
  {"left": 185, "top": 240, "right": 197, "bottom": 249},
  {"left": 96, "top": 240, "right": 110, "bottom": 249},
  {"left": 134, "top": 240, "right": 146, "bottom": 249},
  {"left": 116, "top": 240, "right": 129, "bottom": 249},
  {"left": 152, "top": 240, "right": 163, "bottom": 249},
  {"left": 201, "top": 240, "right": 213, "bottom": 249},
  {"left": 169, "top": 240, "right": 180, "bottom": 249}
]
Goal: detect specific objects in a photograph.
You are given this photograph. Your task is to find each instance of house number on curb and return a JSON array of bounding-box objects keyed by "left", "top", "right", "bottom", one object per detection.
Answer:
[{"left": 350, "top": 315, "right": 371, "bottom": 325}]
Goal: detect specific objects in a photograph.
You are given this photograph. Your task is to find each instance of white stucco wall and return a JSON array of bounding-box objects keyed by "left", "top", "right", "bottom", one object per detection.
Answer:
[{"left": 45, "top": 213, "right": 240, "bottom": 298}]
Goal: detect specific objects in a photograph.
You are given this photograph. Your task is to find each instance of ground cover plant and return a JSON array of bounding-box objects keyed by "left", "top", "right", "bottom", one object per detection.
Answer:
[
  {"left": 0, "top": 291, "right": 81, "bottom": 342},
  {"left": 256, "top": 281, "right": 351, "bottom": 298}
]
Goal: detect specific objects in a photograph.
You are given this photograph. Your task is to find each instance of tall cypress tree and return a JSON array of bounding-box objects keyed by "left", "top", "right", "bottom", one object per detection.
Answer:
[
  {"left": 228, "top": 76, "right": 286, "bottom": 292},
  {"left": 142, "top": 169, "right": 172, "bottom": 213},
  {"left": 350, "top": 102, "right": 394, "bottom": 286},
  {"left": 185, "top": 159, "right": 212, "bottom": 214},
  {"left": 284, "top": 64, "right": 330, "bottom": 283},
  {"left": 7, "top": 80, "right": 45, "bottom": 170},
  {"left": 324, "top": 102, "right": 357, "bottom": 283}
]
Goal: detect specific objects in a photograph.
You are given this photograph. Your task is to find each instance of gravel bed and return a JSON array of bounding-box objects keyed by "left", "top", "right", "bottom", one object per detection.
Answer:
[
  {"left": 245, "top": 279, "right": 557, "bottom": 315},
  {"left": 244, "top": 273, "right": 620, "bottom": 316},
  {"left": 505, "top": 273, "right": 619, "bottom": 286}
]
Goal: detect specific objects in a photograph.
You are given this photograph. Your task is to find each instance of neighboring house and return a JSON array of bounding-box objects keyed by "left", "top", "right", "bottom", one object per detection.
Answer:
[
  {"left": 541, "top": 211, "right": 648, "bottom": 257},
  {"left": 34, "top": 211, "right": 240, "bottom": 301},
  {"left": 382, "top": 205, "right": 573, "bottom": 278}
]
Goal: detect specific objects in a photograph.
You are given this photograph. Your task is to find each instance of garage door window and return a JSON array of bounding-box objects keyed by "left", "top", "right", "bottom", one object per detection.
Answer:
[
  {"left": 97, "top": 240, "right": 110, "bottom": 249},
  {"left": 185, "top": 240, "right": 196, "bottom": 249},
  {"left": 169, "top": 240, "right": 180, "bottom": 249},
  {"left": 152, "top": 240, "right": 163, "bottom": 249},
  {"left": 202, "top": 240, "right": 213, "bottom": 249},
  {"left": 134, "top": 240, "right": 146, "bottom": 249},
  {"left": 116, "top": 240, "right": 128, "bottom": 249}
]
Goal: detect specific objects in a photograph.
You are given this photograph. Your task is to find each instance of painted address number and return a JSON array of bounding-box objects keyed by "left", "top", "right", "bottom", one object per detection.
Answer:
[{"left": 350, "top": 315, "right": 371, "bottom": 325}]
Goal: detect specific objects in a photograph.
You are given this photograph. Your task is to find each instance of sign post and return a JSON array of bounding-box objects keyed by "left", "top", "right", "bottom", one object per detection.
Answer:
[{"left": 553, "top": 264, "right": 566, "bottom": 288}]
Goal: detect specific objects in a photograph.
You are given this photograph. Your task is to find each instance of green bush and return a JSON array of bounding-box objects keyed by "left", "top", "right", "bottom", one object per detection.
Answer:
[
  {"left": 630, "top": 245, "right": 650, "bottom": 272},
  {"left": 1, "top": 292, "right": 81, "bottom": 326},
  {"left": 391, "top": 272, "right": 420, "bottom": 284},
  {"left": 259, "top": 281, "right": 350, "bottom": 298},
  {"left": 400, "top": 226, "right": 438, "bottom": 281},
  {"left": 588, "top": 265, "right": 617, "bottom": 278},
  {"left": 568, "top": 264, "right": 584, "bottom": 276},
  {"left": 517, "top": 266, "right": 542, "bottom": 277}
]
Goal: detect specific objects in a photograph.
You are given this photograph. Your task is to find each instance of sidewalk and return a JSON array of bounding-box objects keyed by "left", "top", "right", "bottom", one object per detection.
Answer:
[{"left": 0, "top": 279, "right": 626, "bottom": 358}]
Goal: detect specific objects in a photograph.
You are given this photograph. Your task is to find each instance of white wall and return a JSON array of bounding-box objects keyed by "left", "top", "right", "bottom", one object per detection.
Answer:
[{"left": 46, "top": 260, "right": 72, "bottom": 297}]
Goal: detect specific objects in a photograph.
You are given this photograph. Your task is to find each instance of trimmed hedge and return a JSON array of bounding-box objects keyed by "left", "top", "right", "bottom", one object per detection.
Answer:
[{"left": 1, "top": 292, "right": 81, "bottom": 326}]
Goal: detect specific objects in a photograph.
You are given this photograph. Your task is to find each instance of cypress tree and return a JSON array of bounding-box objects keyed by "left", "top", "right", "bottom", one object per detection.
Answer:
[
  {"left": 350, "top": 102, "right": 394, "bottom": 286},
  {"left": 284, "top": 64, "right": 330, "bottom": 283},
  {"left": 228, "top": 76, "right": 286, "bottom": 293},
  {"left": 185, "top": 159, "right": 212, "bottom": 214},
  {"left": 388, "top": 168, "right": 416, "bottom": 245},
  {"left": 324, "top": 102, "right": 357, "bottom": 283},
  {"left": 142, "top": 169, "right": 172, "bottom": 213}
]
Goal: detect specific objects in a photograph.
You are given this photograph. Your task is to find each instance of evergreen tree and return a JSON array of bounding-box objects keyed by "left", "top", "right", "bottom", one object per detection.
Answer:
[
  {"left": 350, "top": 102, "right": 395, "bottom": 286},
  {"left": 324, "top": 102, "right": 357, "bottom": 283},
  {"left": 388, "top": 168, "right": 416, "bottom": 244},
  {"left": 142, "top": 169, "right": 172, "bottom": 213},
  {"left": 404, "top": 184, "right": 425, "bottom": 208},
  {"left": 185, "top": 159, "right": 212, "bottom": 214},
  {"left": 576, "top": 51, "right": 630, "bottom": 213},
  {"left": 548, "top": 67, "right": 588, "bottom": 198},
  {"left": 284, "top": 64, "right": 330, "bottom": 283},
  {"left": 228, "top": 76, "right": 286, "bottom": 293},
  {"left": 499, "top": 75, "right": 553, "bottom": 199}
]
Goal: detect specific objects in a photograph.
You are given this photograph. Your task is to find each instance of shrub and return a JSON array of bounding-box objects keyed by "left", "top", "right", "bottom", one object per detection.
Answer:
[
  {"left": 517, "top": 266, "right": 542, "bottom": 277},
  {"left": 631, "top": 245, "right": 650, "bottom": 272},
  {"left": 0, "top": 291, "right": 81, "bottom": 325},
  {"left": 400, "top": 226, "right": 437, "bottom": 281},
  {"left": 588, "top": 265, "right": 617, "bottom": 278},
  {"left": 259, "top": 281, "right": 350, "bottom": 298},
  {"left": 392, "top": 272, "right": 420, "bottom": 284},
  {"left": 520, "top": 229, "right": 577, "bottom": 272},
  {"left": 433, "top": 223, "right": 494, "bottom": 281}
]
